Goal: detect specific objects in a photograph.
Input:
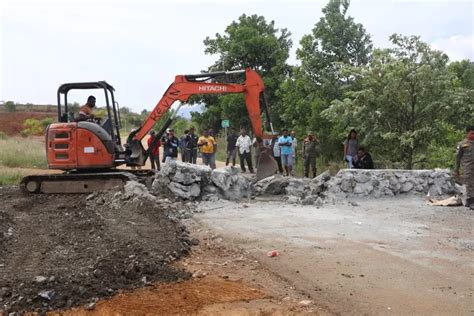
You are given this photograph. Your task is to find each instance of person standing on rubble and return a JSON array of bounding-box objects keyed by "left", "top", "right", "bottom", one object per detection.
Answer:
[
  {"left": 454, "top": 126, "right": 474, "bottom": 210},
  {"left": 302, "top": 131, "right": 319, "bottom": 178}
]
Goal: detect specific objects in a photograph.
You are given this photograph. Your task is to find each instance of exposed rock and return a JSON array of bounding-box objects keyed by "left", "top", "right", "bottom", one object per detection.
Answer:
[{"left": 168, "top": 182, "right": 201, "bottom": 200}]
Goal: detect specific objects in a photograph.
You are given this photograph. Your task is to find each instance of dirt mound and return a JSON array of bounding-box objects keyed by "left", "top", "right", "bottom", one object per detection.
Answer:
[
  {"left": 0, "top": 112, "right": 55, "bottom": 135},
  {"left": 0, "top": 186, "right": 192, "bottom": 313}
]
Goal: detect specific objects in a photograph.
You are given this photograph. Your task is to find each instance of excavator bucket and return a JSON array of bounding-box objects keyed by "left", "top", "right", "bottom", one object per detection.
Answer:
[{"left": 256, "top": 151, "right": 278, "bottom": 181}]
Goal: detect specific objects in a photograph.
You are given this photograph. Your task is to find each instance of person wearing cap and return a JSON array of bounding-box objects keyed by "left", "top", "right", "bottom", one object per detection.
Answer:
[
  {"left": 78, "top": 96, "right": 96, "bottom": 121},
  {"left": 147, "top": 130, "right": 161, "bottom": 170},
  {"left": 164, "top": 129, "right": 179, "bottom": 162},
  {"left": 198, "top": 129, "right": 217, "bottom": 169},
  {"left": 302, "top": 131, "right": 319, "bottom": 178},
  {"left": 455, "top": 126, "right": 474, "bottom": 210}
]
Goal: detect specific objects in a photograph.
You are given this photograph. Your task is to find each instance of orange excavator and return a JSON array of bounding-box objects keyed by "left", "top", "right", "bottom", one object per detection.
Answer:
[{"left": 21, "top": 69, "right": 277, "bottom": 193}]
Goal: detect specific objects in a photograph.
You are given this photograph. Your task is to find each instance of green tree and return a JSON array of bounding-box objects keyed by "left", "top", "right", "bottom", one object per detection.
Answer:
[
  {"left": 281, "top": 0, "right": 373, "bottom": 160},
  {"left": 5, "top": 101, "right": 16, "bottom": 113},
  {"left": 197, "top": 14, "right": 292, "bottom": 133},
  {"left": 323, "top": 34, "right": 456, "bottom": 169}
]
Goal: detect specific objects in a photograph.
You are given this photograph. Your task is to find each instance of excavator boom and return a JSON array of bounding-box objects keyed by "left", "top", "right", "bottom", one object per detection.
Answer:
[{"left": 126, "top": 68, "right": 277, "bottom": 180}]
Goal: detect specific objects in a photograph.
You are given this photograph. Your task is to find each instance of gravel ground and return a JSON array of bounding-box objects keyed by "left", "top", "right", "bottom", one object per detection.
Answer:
[{"left": 0, "top": 186, "right": 192, "bottom": 313}]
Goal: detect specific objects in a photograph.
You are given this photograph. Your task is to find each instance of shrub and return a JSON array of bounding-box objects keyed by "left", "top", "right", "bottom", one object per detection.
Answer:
[
  {"left": 21, "top": 118, "right": 43, "bottom": 136},
  {"left": 40, "top": 118, "right": 54, "bottom": 129},
  {"left": 0, "top": 132, "right": 8, "bottom": 140}
]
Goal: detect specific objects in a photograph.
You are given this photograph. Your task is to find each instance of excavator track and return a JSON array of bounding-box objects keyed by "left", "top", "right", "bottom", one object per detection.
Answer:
[{"left": 21, "top": 170, "right": 155, "bottom": 194}]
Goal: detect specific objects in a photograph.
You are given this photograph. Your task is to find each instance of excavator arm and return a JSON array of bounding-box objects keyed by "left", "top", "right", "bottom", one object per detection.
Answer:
[
  {"left": 126, "top": 68, "right": 272, "bottom": 167},
  {"left": 134, "top": 68, "right": 266, "bottom": 141}
]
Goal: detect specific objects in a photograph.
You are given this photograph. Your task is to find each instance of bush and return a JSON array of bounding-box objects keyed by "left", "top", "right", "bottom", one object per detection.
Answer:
[
  {"left": 0, "top": 132, "right": 8, "bottom": 140},
  {"left": 40, "top": 118, "right": 53, "bottom": 129},
  {"left": 21, "top": 118, "right": 44, "bottom": 136}
]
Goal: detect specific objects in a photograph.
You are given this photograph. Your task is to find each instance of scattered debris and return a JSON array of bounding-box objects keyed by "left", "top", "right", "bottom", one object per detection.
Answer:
[
  {"left": 267, "top": 250, "right": 279, "bottom": 257},
  {"left": 427, "top": 195, "right": 463, "bottom": 206}
]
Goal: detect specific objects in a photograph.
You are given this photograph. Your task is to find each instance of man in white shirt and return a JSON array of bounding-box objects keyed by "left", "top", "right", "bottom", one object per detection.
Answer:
[
  {"left": 235, "top": 129, "right": 254, "bottom": 173},
  {"left": 291, "top": 130, "right": 298, "bottom": 176}
]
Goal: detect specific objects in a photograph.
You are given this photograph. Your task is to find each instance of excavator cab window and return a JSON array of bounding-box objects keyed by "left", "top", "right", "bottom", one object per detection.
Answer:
[{"left": 56, "top": 81, "right": 121, "bottom": 146}]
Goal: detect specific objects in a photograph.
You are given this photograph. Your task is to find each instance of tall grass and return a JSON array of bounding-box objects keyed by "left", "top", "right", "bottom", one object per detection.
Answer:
[
  {"left": 0, "top": 170, "right": 23, "bottom": 185},
  {"left": 0, "top": 138, "right": 47, "bottom": 168}
]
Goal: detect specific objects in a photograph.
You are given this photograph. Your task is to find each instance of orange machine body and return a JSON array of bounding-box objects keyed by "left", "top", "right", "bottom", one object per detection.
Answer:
[{"left": 47, "top": 122, "right": 115, "bottom": 170}]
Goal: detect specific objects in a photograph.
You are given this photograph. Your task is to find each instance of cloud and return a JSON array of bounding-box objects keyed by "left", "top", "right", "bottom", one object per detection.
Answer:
[{"left": 430, "top": 34, "right": 474, "bottom": 61}]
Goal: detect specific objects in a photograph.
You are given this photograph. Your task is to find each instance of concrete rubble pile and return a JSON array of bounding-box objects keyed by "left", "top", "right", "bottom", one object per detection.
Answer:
[
  {"left": 151, "top": 161, "right": 251, "bottom": 201},
  {"left": 254, "top": 171, "right": 330, "bottom": 206},
  {"left": 326, "top": 169, "right": 460, "bottom": 198},
  {"left": 255, "top": 169, "right": 460, "bottom": 205},
  {"left": 148, "top": 162, "right": 459, "bottom": 205}
]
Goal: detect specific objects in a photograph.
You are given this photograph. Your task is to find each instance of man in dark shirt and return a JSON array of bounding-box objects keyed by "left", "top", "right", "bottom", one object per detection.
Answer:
[
  {"left": 226, "top": 130, "right": 238, "bottom": 167},
  {"left": 185, "top": 127, "right": 199, "bottom": 164},
  {"left": 164, "top": 129, "right": 179, "bottom": 162},
  {"left": 353, "top": 147, "right": 374, "bottom": 169},
  {"left": 179, "top": 130, "right": 189, "bottom": 162}
]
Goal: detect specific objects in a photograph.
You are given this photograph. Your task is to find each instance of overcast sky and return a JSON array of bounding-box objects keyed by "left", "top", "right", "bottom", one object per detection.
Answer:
[{"left": 1, "top": 0, "right": 472, "bottom": 114}]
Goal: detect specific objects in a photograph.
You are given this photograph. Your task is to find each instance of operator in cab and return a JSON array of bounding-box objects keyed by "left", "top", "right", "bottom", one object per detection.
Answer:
[{"left": 78, "top": 96, "right": 96, "bottom": 121}]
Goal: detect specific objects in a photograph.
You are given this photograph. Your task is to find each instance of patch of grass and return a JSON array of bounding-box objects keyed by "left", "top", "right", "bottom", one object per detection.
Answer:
[
  {"left": 0, "top": 138, "right": 47, "bottom": 168},
  {"left": 0, "top": 170, "right": 23, "bottom": 185}
]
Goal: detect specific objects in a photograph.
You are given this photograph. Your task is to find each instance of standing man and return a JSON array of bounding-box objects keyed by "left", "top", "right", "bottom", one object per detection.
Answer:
[
  {"left": 208, "top": 129, "right": 218, "bottom": 170},
  {"left": 198, "top": 129, "right": 217, "bottom": 169},
  {"left": 302, "top": 131, "right": 319, "bottom": 178},
  {"left": 186, "top": 127, "right": 198, "bottom": 164},
  {"left": 78, "top": 96, "right": 96, "bottom": 121},
  {"left": 147, "top": 130, "right": 161, "bottom": 171},
  {"left": 179, "top": 130, "right": 189, "bottom": 162},
  {"left": 161, "top": 128, "right": 170, "bottom": 163},
  {"left": 271, "top": 133, "right": 283, "bottom": 174},
  {"left": 455, "top": 126, "right": 474, "bottom": 210},
  {"left": 235, "top": 129, "right": 254, "bottom": 173},
  {"left": 252, "top": 136, "right": 263, "bottom": 168},
  {"left": 290, "top": 130, "right": 298, "bottom": 176},
  {"left": 226, "top": 130, "right": 238, "bottom": 167},
  {"left": 278, "top": 129, "right": 294, "bottom": 176},
  {"left": 164, "top": 129, "right": 179, "bottom": 162}
]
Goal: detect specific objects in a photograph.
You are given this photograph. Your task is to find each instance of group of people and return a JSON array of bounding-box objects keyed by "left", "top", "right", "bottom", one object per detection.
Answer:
[
  {"left": 147, "top": 127, "right": 218, "bottom": 170},
  {"left": 224, "top": 128, "right": 373, "bottom": 179}
]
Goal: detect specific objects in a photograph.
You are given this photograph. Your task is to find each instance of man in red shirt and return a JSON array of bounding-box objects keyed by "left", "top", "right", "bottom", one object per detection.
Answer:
[{"left": 147, "top": 130, "right": 161, "bottom": 170}]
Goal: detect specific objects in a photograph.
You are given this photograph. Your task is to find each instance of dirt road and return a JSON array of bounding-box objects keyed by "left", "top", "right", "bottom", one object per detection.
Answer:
[{"left": 195, "top": 198, "right": 474, "bottom": 315}]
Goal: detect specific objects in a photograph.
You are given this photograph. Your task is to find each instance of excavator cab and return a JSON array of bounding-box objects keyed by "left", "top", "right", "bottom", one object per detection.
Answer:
[{"left": 47, "top": 81, "right": 123, "bottom": 170}]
